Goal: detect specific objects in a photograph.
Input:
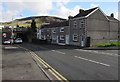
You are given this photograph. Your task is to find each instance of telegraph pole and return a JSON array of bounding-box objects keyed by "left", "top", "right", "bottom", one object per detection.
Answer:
[{"left": 10, "top": 16, "right": 14, "bottom": 44}]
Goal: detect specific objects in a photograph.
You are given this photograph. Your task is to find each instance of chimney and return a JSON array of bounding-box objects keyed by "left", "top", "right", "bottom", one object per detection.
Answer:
[
  {"left": 79, "top": 9, "right": 84, "bottom": 13},
  {"left": 110, "top": 13, "right": 114, "bottom": 17},
  {"left": 68, "top": 16, "right": 73, "bottom": 19}
]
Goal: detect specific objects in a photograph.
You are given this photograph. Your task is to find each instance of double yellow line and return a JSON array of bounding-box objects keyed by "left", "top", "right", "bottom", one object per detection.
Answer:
[{"left": 18, "top": 45, "right": 69, "bottom": 82}]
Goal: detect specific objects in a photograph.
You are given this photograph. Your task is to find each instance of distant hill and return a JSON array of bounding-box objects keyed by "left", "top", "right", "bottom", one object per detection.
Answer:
[{"left": 2, "top": 16, "right": 67, "bottom": 27}]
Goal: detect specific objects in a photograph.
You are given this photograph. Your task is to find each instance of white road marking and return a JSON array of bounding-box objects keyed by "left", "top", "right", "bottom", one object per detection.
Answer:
[
  {"left": 75, "top": 49, "right": 118, "bottom": 57},
  {"left": 52, "top": 50, "right": 66, "bottom": 54},
  {"left": 75, "top": 56, "right": 110, "bottom": 67},
  {"left": 4, "top": 47, "right": 18, "bottom": 49}
]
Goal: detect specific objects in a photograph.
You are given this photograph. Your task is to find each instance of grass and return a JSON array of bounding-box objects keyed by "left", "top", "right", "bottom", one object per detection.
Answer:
[
  {"left": 3, "top": 21, "right": 49, "bottom": 28},
  {"left": 97, "top": 41, "right": 120, "bottom": 47}
]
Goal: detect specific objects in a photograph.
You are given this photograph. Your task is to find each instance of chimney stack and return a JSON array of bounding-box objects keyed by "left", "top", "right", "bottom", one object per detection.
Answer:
[
  {"left": 68, "top": 16, "right": 73, "bottom": 19},
  {"left": 79, "top": 9, "right": 84, "bottom": 13},
  {"left": 110, "top": 13, "right": 114, "bottom": 18}
]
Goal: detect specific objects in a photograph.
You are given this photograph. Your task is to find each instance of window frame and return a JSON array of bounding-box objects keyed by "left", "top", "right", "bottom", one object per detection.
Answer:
[
  {"left": 60, "top": 27, "right": 64, "bottom": 32},
  {"left": 74, "top": 21, "right": 77, "bottom": 28},
  {"left": 60, "top": 35, "right": 65, "bottom": 40},
  {"left": 73, "top": 34, "right": 78, "bottom": 41},
  {"left": 52, "top": 28, "right": 56, "bottom": 33}
]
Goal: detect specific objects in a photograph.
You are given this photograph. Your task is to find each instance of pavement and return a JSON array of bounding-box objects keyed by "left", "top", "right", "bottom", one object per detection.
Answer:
[
  {"left": 19, "top": 43, "right": 118, "bottom": 80},
  {"left": 2, "top": 44, "right": 49, "bottom": 81},
  {"left": 83, "top": 47, "right": 119, "bottom": 50}
]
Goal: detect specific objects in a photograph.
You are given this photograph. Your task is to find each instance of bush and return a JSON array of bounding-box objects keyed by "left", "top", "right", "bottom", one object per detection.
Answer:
[{"left": 97, "top": 41, "right": 120, "bottom": 47}]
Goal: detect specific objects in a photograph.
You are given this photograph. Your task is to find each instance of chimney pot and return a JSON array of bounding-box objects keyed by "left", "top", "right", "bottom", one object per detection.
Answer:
[
  {"left": 110, "top": 13, "right": 114, "bottom": 17},
  {"left": 79, "top": 9, "right": 84, "bottom": 13}
]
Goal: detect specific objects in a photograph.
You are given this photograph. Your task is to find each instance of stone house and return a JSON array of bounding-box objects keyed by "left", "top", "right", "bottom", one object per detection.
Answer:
[
  {"left": 69, "top": 7, "right": 119, "bottom": 47},
  {"left": 37, "top": 7, "right": 119, "bottom": 47},
  {"left": 37, "top": 21, "right": 69, "bottom": 45}
]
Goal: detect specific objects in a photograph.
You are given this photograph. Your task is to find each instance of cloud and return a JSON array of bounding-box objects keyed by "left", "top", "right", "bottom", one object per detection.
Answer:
[
  {"left": 55, "top": 2, "right": 80, "bottom": 19},
  {"left": 0, "top": 3, "right": 3, "bottom": 11},
  {"left": 1, "top": 0, "right": 79, "bottom": 22},
  {"left": 114, "top": 12, "right": 118, "bottom": 19},
  {"left": 90, "top": 3, "right": 99, "bottom": 8},
  {"left": 0, "top": 0, "right": 53, "bottom": 22}
]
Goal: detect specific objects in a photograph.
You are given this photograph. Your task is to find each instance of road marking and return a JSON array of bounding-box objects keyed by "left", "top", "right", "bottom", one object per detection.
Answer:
[
  {"left": 75, "top": 49, "right": 118, "bottom": 57},
  {"left": 52, "top": 50, "right": 66, "bottom": 55},
  {"left": 32, "top": 52, "right": 68, "bottom": 81},
  {"left": 4, "top": 46, "right": 18, "bottom": 49},
  {"left": 75, "top": 56, "right": 110, "bottom": 67},
  {"left": 32, "top": 54, "right": 63, "bottom": 81},
  {"left": 17, "top": 45, "right": 69, "bottom": 82}
]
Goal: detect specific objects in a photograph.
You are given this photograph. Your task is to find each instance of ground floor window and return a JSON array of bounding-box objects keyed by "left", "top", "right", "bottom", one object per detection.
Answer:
[
  {"left": 60, "top": 35, "right": 65, "bottom": 40},
  {"left": 52, "top": 35, "right": 56, "bottom": 40},
  {"left": 73, "top": 34, "right": 78, "bottom": 41}
]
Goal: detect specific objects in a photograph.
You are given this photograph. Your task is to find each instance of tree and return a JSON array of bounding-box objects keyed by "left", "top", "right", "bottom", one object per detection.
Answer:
[
  {"left": 26, "top": 19, "right": 37, "bottom": 42},
  {"left": 16, "top": 24, "right": 19, "bottom": 28},
  {"left": 31, "top": 19, "right": 37, "bottom": 32}
]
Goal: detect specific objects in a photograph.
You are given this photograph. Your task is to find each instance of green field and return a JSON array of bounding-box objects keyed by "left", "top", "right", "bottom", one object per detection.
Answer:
[{"left": 97, "top": 41, "right": 120, "bottom": 47}]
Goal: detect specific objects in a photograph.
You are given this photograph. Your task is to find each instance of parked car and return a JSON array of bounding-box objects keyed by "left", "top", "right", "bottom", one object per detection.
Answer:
[
  {"left": 14, "top": 38, "right": 23, "bottom": 44},
  {"left": 2, "top": 39, "right": 11, "bottom": 44}
]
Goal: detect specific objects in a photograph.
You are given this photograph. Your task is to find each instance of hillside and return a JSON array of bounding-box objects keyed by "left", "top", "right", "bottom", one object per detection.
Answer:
[{"left": 2, "top": 16, "right": 67, "bottom": 27}]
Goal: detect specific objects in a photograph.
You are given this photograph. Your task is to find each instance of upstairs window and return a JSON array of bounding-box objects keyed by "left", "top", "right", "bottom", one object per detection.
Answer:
[
  {"left": 52, "top": 28, "right": 56, "bottom": 33},
  {"left": 60, "top": 27, "right": 64, "bottom": 32},
  {"left": 80, "top": 20, "right": 85, "bottom": 28},
  {"left": 74, "top": 21, "right": 77, "bottom": 28}
]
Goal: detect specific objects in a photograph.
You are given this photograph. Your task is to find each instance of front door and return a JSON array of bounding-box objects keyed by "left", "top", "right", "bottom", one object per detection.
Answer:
[
  {"left": 66, "top": 35, "right": 69, "bottom": 44},
  {"left": 80, "top": 35, "right": 84, "bottom": 47}
]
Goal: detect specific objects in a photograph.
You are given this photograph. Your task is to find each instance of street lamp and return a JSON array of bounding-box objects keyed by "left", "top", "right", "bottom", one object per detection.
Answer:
[{"left": 10, "top": 15, "right": 23, "bottom": 44}]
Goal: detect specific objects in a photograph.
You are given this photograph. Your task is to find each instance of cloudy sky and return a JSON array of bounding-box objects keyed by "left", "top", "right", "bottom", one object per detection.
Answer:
[{"left": 0, "top": 0, "right": 119, "bottom": 22}]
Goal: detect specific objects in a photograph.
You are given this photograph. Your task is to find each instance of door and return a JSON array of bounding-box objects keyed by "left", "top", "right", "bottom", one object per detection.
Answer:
[
  {"left": 80, "top": 35, "right": 84, "bottom": 47},
  {"left": 86, "top": 37, "right": 90, "bottom": 47},
  {"left": 66, "top": 35, "right": 69, "bottom": 44}
]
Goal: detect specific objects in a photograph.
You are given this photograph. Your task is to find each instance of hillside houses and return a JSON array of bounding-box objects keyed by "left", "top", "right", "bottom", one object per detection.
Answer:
[{"left": 37, "top": 7, "right": 119, "bottom": 47}]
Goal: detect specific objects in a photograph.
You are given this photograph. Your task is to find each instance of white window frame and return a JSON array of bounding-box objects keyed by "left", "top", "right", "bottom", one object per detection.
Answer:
[
  {"left": 74, "top": 21, "right": 77, "bottom": 28},
  {"left": 73, "top": 34, "right": 78, "bottom": 41},
  {"left": 60, "top": 35, "right": 65, "bottom": 40},
  {"left": 60, "top": 27, "right": 64, "bottom": 32},
  {"left": 52, "top": 35, "right": 56, "bottom": 40},
  {"left": 52, "top": 28, "right": 56, "bottom": 33}
]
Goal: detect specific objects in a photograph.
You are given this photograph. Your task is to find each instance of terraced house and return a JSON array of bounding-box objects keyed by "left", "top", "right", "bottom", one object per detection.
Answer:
[
  {"left": 37, "top": 21, "right": 69, "bottom": 45},
  {"left": 37, "top": 7, "right": 119, "bottom": 47}
]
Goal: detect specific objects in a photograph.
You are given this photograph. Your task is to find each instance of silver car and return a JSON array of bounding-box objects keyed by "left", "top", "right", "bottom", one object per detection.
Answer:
[
  {"left": 3, "top": 39, "right": 11, "bottom": 44},
  {"left": 14, "top": 38, "right": 23, "bottom": 44}
]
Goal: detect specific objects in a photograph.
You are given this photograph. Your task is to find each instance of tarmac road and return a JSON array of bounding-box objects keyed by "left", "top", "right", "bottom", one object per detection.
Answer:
[
  {"left": 19, "top": 43, "right": 118, "bottom": 81},
  {"left": 2, "top": 44, "right": 49, "bottom": 80}
]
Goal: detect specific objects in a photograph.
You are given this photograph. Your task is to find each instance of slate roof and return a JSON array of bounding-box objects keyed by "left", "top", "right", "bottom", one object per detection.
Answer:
[
  {"left": 41, "top": 21, "right": 69, "bottom": 28},
  {"left": 73, "top": 7, "right": 98, "bottom": 18},
  {"left": 107, "top": 16, "right": 118, "bottom": 21}
]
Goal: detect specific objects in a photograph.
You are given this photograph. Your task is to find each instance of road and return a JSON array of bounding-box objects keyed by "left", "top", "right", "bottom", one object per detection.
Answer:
[
  {"left": 19, "top": 43, "right": 118, "bottom": 80},
  {"left": 2, "top": 44, "right": 49, "bottom": 80}
]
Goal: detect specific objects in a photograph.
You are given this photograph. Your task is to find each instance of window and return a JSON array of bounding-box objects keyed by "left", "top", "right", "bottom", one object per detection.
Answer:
[
  {"left": 52, "top": 29, "right": 56, "bottom": 33},
  {"left": 60, "top": 35, "right": 65, "bottom": 40},
  {"left": 81, "top": 35, "right": 84, "bottom": 41},
  {"left": 73, "top": 34, "right": 78, "bottom": 41},
  {"left": 52, "top": 35, "right": 56, "bottom": 40},
  {"left": 74, "top": 21, "right": 77, "bottom": 28},
  {"left": 47, "top": 35, "right": 50, "bottom": 37},
  {"left": 81, "top": 24, "right": 84, "bottom": 28},
  {"left": 80, "top": 20, "right": 85, "bottom": 28},
  {"left": 60, "top": 27, "right": 64, "bottom": 32},
  {"left": 47, "top": 29, "right": 49, "bottom": 32}
]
